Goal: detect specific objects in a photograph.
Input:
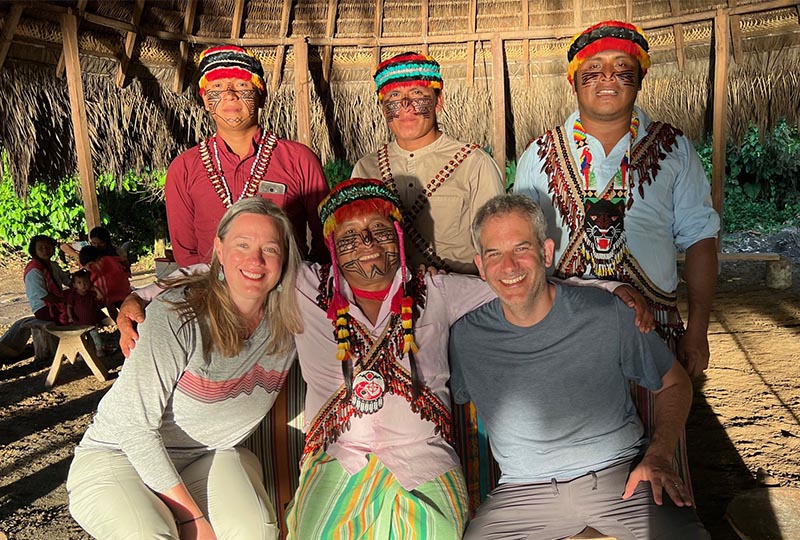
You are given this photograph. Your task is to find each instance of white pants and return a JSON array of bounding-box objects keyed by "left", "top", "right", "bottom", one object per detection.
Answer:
[{"left": 67, "top": 447, "right": 279, "bottom": 540}]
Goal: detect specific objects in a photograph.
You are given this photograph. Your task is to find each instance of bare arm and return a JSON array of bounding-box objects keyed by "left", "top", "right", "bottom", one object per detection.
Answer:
[
  {"left": 679, "top": 237, "right": 717, "bottom": 376},
  {"left": 623, "top": 361, "right": 693, "bottom": 505}
]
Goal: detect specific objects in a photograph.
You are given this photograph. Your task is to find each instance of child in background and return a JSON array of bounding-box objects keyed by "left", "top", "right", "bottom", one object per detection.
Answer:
[
  {"left": 65, "top": 269, "right": 106, "bottom": 354},
  {"left": 65, "top": 270, "right": 105, "bottom": 326},
  {"left": 79, "top": 246, "right": 131, "bottom": 320},
  {"left": 24, "top": 235, "right": 71, "bottom": 324}
]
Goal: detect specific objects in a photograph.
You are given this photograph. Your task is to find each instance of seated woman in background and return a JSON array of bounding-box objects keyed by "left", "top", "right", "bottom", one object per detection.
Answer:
[
  {"left": 24, "top": 234, "right": 70, "bottom": 324},
  {"left": 79, "top": 245, "right": 132, "bottom": 320},
  {"left": 62, "top": 226, "right": 131, "bottom": 275},
  {"left": 67, "top": 198, "right": 303, "bottom": 540}
]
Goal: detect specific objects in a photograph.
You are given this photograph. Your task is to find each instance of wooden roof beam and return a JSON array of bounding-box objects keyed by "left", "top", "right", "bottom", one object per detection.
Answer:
[
  {"left": 728, "top": 0, "right": 744, "bottom": 64},
  {"left": 61, "top": 11, "right": 100, "bottom": 231},
  {"left": 0, "top": 4, "right": 24, "bottom": 73},
  {"left": 56, "top": 0, "right": 87, "bottom": 77},
  {"left": 231, "top": 0, "right": 245, "bottom": 39},
  {"left": 294, "top": 37, "right": 311, "bottom": 147},
  {"left": 32, "top": 0, "right": 798, "bottom": 49},
  {"left": 491, "top": 35, "right": 506, "bottom": 182},
  {"left": 626, "top": 0, "right": 633, "bottom": 23},
  {"left": 116, "top": 0, "right": 145, "bottom": 88},
  {"left": 172, "top": 0, "right": 197, "bottom": 94},
  {"left": 670, "top": 0, "right": 685, "bottom": 72}
]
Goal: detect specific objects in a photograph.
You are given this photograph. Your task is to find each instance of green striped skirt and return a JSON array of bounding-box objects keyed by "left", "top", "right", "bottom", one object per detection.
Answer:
[{"left": 286, "top": 451, "right": 468, "bottom": 539}]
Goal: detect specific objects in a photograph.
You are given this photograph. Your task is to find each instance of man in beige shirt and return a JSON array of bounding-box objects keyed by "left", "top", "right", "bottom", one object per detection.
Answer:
[{"left": 351, "top": 52, "right": 505, "bottom": 274}]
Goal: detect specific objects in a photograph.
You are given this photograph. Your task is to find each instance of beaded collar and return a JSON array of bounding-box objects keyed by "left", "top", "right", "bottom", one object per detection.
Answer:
[
  {"left": 198, "top": 129, "right": 278, "bottom": 208},
  {"left": 573, "top": 111, "right": 639, "bottom": 194}
]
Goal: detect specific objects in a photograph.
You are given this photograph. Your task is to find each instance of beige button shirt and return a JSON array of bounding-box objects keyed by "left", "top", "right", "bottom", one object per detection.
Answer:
[{"left": 352, "top": 133, "right": 505, "bottom": 274}]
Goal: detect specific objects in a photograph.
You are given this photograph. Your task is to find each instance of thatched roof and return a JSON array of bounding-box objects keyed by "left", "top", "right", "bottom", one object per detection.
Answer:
[{"left": 1, "top": 0, "right": 799, "bottom": 196}]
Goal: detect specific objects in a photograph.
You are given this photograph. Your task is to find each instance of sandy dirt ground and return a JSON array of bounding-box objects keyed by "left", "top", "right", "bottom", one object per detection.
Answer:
[{"left": 1, "top": 249, "right": 798, "bottom": 540}]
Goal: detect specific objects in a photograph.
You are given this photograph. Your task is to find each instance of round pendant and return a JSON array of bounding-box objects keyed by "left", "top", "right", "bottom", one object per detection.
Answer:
[{"left": 352, "top": 370, "right": 385, "bottom": 414}]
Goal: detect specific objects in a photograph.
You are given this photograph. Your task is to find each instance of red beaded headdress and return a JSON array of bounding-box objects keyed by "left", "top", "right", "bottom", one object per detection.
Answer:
[{"left": 566, "top": 20, "right": 651, "bottom": 85}]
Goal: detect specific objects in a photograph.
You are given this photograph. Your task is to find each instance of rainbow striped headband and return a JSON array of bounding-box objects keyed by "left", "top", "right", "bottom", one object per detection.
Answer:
[
  {"left": 566, "top": 21, "right": 651, "bottom": 85},
  {"left": 374, "top": 52, "right": 443, "bottom": 101},
  {"left": 198, "top": 45, "right": 266, "bottom": 96}
]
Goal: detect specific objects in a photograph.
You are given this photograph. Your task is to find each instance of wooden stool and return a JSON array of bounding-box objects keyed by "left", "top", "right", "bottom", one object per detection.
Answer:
[{"left": 45, "top": 325, "right": 109, "bottom": 387}]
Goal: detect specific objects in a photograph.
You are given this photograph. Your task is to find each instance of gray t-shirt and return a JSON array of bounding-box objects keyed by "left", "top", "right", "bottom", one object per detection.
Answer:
[
  {"left": 449, "top": 283, "right": 674, "bottom": 484},
  {"left": 76, "top": 287, "right": 296, "bottom": 492}
]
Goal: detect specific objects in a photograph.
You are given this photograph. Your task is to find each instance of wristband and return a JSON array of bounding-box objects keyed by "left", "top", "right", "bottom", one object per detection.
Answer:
[{"left": 177, "top": 515, "right": 205, "bottom": 526}]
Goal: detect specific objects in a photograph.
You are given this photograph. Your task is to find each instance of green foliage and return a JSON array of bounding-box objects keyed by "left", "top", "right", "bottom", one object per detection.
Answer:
[
  {"left": 504, "top": 160, "right": 517, "bottom": 193},
  {"left": 0, "top": 153, "right": 167, "bottom": 257},
  {"left": 696, "top": 119, "right": 800, "bottom": 232},
  {"left": 323, "top": 159, "right": 354, "bottom": 189}
]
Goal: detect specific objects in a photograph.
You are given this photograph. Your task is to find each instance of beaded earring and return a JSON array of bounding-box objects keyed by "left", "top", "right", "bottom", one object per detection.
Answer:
[{"left": 218, "top": 266, "right": 225, "bottom": 281}]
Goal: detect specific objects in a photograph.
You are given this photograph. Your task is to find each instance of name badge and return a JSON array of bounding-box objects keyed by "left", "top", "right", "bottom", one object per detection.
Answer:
[{"left": 259, "top": 180, "right": 286, "bottom": 195}]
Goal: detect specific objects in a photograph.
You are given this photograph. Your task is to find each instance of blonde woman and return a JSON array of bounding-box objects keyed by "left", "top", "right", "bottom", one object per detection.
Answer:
[{"left": 67, "top": 198, "right": 302, "bottom": 540}]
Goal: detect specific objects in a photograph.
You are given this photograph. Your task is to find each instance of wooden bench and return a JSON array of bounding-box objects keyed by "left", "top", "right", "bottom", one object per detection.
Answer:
[
  {"left": 45, "top": 325, "right": 109, "bottom": 387},
  {"left": 677, "top": 252, "right": 792, "bottom": 289}
]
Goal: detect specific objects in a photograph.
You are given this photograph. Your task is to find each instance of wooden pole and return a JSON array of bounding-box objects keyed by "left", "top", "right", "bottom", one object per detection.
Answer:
[
  {"left": 711, "top": 8, "right": 729, "bottom": 238},
  {"left": 61, "top": 11, "right": 100, "bottom": 231},
  {"left": 294, "top": 37, "right": 311, "bottom": 148},
  {"left": 466, "top": 0, "right": 477, "bottom": 87},
  {"left": 270, "top": 0, "right": 293, "bottom": 92},
  {"left": 56, "top": 0, "right": 86, "bottom": 77},
  {"left": 670, "top": 0, "right": 685, "bottom": 72},
  {"left": 522, "top": 0, "right": 530, "bottom": 85},
  {"left": 172, "top": 0, "right": 197, "bottom": 94},
  {"left": 321, "top": 0, "right": 338, "bottom": 91},
  {"left": 0, "top": 4, "right": 23, "bottom": 73},
  {"left": 421, "top": 0, "right": 429, "bottom": 56},
  {"left": 491, "top": 35, "right": 506, "bottom": 181},
  {"left": 372, "top": 0, "right": 384, "bottom": 69},
  {"left": 115, "top": 0, "right": 145, "bottom": 88},
  {"left": 231, "top": 0, "right": 245, "bottom": 39}
]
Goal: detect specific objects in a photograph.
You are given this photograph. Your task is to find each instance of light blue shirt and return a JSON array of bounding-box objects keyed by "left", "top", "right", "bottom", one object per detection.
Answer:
[{"left": 514, "top": 106, "right": 719, "bottom": 293}]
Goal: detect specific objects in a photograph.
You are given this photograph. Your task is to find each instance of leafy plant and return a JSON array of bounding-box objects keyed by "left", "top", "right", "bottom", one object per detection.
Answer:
[{"left": 323, "top": 159, "right": 354, "bottom": 189}]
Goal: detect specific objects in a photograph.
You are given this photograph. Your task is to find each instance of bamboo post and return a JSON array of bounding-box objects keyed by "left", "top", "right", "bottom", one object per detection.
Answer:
[
  {"left": 0, "top": 4, "right": 23, "bottom": 73},
  {"left": 491, "top": 35, "right": 506, "bottom": 181},
  {"left": 116, "top": 0, "right": 145, "bottom": 87},
  {"left": 61, "top": 11, "right": 100, "bottom": 231},
  {"left": 626, "top": 0, "right": 633, "bottom": 22},
  {"left": 56, "top": 0, "right": 87, "bottom": 77},
  {"left": 271, "top": 0, "right": 293, "bottom": 91},
  {"left": 711, "top": 8, "right": 729, "bottom": 237},
  {"left": 173, "top": 0, "right": 197, "bottom": 94},
  {"left": 294, "top": 37, "right": 311, "bottom": 148}
]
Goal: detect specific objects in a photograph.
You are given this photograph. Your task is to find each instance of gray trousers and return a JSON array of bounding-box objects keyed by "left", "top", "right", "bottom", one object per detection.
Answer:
[
  {"left": 464, "top": 459, "right": 710, "bottom": 540},
  {"left": 67, "top": 447, "right": 278, "bottom": 540}
]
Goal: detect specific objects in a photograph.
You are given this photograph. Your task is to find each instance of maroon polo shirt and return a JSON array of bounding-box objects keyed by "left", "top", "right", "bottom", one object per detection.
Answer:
[{"left": 165, "top": 130, "right": 329, "bottom": 266}]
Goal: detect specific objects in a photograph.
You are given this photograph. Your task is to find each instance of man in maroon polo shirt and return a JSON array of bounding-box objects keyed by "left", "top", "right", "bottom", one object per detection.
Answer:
[{"left": 166, "top": 45, "right": 329, "bottom": 266}]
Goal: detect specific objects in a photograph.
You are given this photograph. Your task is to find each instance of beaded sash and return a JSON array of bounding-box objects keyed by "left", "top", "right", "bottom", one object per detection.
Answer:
[
  {"left": 198, "top": 130, "right": 279, "bottom": 208},
  {"left": 536, "top": 122, "right": 686, "bottom": 343},
  {"left": 377, "top": 143, "right": 478, "bottom": 270}
]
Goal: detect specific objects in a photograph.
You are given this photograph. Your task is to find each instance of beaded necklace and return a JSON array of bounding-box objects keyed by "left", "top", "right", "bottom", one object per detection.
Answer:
[
  {"left": 198, "top": 129, "right": 278, "bottom": 208},
  {"left": 573, "top": 112, "right": 639, "bottom": 194}
]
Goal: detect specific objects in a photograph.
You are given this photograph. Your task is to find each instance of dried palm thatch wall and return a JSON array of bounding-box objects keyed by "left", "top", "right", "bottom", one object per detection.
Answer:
[{"left": 1, "top": 0, "right": 799, "bottom": 196}]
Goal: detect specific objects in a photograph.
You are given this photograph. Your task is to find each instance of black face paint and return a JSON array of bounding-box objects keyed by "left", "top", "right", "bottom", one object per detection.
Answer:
[
  {"left": 579, "top": 69, "right": 638, "bottom": 87},
  {"left": 341, "top": 252, "right": 400, "bottom": 281},
  {"left": 204, "top": 87, "right": 260, "bottom": 126},
  {"left": 382, "top": 96, "right": 436, "bottom": 122}
]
